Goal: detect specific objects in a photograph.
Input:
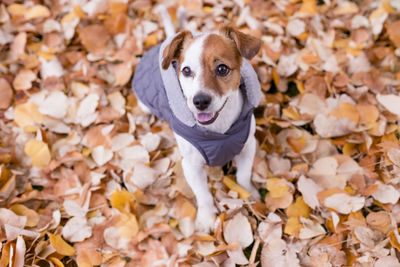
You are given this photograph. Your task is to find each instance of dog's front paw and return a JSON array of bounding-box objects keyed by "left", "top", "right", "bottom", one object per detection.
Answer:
[{"left": 195, "top": 206, "right": 217, "bottom": 233}]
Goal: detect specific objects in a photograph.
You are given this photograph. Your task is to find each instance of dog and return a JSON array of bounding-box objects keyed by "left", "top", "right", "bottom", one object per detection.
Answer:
[{"left": 132, "top": 12, "right": 262, "bottom": 232}]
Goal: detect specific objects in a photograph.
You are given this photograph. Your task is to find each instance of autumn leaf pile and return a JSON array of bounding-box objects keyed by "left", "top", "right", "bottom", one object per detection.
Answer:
[{"left": 1, "top": 0, "right": 400, "bottom": 266}]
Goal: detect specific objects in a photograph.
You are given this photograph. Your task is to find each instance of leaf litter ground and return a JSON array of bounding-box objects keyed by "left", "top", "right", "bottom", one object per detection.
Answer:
[{"left": 1, "top": 0, "right": 400, "bottom": 266}]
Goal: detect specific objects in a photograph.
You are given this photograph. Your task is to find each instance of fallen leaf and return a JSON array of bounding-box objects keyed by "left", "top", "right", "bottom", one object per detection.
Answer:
[
  {"left": 297, "top": 175, "right": 322, "bottom": 209},
  {"left": 223, "top": 176, "right": 251, "bottom": 199},
  {"left": 49, "top": 234, "right": 75, "bottom": 256},
  {"left": 223, "top": 212, "right": 253, "bottom": 248},
  {"left": 323, "top": 193, "right": 365, "bottom": 214},
  {"left": 13, "top": 69, "right": 36, "bottom": 90},
  {"left": 62, "top": 216, "right": 92, "bottom": 242},
  {"left": 110, "top": 189, "right": 135, "bottom": 213},
  {"left": 387, "top": 20, "right": 400, "bottom": 48},
  {"left": 10, "top": 204, "right": 39, "bottom": 227},
  {"left": 79, "top": 24, "right": 111, "bottom": 56},
  {"left": 371, "top": 182, "right": 400, "bottom": 204},
  {"left": 25, "top": 5, "right": 50, "bottom": 20},
  {"left": 0, "top": 78, "right": 13, "bottom": 109},
  {"left": 37, "top": 91, "right": 69, "bottom": 119},
  {"left": 24, "top": 139, "right": 51, "bottom": 167},
  {"left": 266, "top": 178, "right": 289, "bottom": 198}
]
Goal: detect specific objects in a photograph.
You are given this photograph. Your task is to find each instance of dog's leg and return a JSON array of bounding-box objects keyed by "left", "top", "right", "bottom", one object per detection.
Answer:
[
  {"left": 234, "top": 115, "right": 260, "bottom": 199},
  {"left": 174, "top": 133, "right": 217, "bottom": 233}
]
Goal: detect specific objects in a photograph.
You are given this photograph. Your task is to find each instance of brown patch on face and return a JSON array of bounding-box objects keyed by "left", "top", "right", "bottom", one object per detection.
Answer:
[
  {"left": 162, "top": 31, "right": 193, "bottom": 70},
  {"left": 202, "top": 34, "right": 243, "bottom": 95},
  {"left": 219, "top": 26, "right": 262, "bottom": 60}
]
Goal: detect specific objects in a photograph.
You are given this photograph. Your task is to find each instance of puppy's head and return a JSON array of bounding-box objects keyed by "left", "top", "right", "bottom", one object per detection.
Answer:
[{"left": 162, "top": 26, "right": 261, "bottom": 126}]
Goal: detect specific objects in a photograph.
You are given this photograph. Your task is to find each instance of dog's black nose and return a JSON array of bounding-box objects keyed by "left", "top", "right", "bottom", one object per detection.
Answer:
[{"left": 193, "top": 94, "right": 211, "bottom": 110}]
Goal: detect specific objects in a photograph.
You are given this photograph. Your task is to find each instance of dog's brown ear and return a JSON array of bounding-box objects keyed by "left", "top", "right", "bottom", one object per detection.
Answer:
[
  {"left": 162, "top": 31, "right": 193, "bottom": 70},
  {"left": 220, "top": 26, "right": 262, "bottom": 60}
]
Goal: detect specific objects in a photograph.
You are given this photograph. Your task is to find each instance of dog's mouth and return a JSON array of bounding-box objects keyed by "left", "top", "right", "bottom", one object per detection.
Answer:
[{"left": 196, "top": 98, "right": 228, "bottom": 125}]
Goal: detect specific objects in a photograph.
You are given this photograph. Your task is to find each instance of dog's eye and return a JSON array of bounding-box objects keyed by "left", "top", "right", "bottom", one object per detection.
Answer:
[
  {"left": 215, "top": 64, "right": 230, "bottom": 77},
  {"left": 182, "top": 67, "right": 192, "bottom": 77}
]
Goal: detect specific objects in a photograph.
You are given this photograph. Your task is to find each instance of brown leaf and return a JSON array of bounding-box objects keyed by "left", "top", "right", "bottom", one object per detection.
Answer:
[
  {"left": 79, "top": 24, "right": 111, "bottom": 56},
  {"left": 0, "top": 78, "right": 13, "bottom": 109},
  {"left": 387, "top": 20, "right": 400, "bottom": 48},
  {"left": 13, "top": 69, "right": 36, "bottom": 90}
]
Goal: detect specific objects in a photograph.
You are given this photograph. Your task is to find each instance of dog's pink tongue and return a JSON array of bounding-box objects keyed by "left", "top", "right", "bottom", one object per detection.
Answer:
[{"left": 197, "top": 113, "right": 213, "bottom": 123}]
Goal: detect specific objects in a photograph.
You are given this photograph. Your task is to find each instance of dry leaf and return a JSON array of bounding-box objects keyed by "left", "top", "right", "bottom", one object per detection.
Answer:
[
  {"left": 0, "top": 78, "right": 13, "bottom": 109},
  {"left": 223, "top": 176, "right": 251, "bottom": 199},
  {"left": 62, "top": 216, "right": 92, "bottom": 242},
  {"left": 25, "top": 5, "right": 50, "bottom": 20},
  {"left": 297, "top": 175, "right": 322, "bottom": 209},
  {"left": 13, "top": 69, "right": 36, "bottom": 90},
  {"left": 371, "top": 182, "right": 400, "bottom": 204},
  {"left": 10, "top": 204, "right": 39, "bottom": 227},
  {"left": 323, "top": 193, "right": 365, "bottom": 214},
  {"left": 387, "top": 20, "right": 400, "bottom": 48},
  {"left": 24, "top": 139, "right": 51, "bottom": 167},
  {"left": 377, "top": 94, "right": 400, "bottom": 117},
  {"left": 266, "top": 178, "right": 289, "bottom": 198},
  {"left": 49, "top": 234, "right": 75, "bottom": 256},
  {"left": 36, "top": 91, "right": 69, "bottom": 119},
  {"left": 79, "top": 24, "right": 111, "bottom": 56},
  {"left": 223, "top": 212, "right": 253, "bottom": 248}
]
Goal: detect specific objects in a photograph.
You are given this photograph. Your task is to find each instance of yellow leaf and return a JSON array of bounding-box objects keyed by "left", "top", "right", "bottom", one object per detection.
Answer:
[
  {"left": 382, "top": 0, "right": 396, "bottom": 13},
  {"left": 23, "top": 126, "right": 38, "bottom": 133},
  {"left": 286, "top": 196, "right": 311, "bottom": 218},
  {"left": 73, "top": 5, "right": 86, "bottom": 18},
  {"left": 116, "top": 213, "right": 139, "bottom": 239},
  {"left": 7, "top": 4, "right": 26, "bottom": 16},
  {"left": 287, "top": 136, "right": 306, "bottom": 153},
  {"left": 0, "top": 242, "right": 10, "bottom": 267},
  {"left": 49, "top": 257, "right": 64, "bottom": 267},
  {"left": 346, "top": 47, "right": 363, "bottom": 56},
  {"left": 14, "top": 102, "right": 44, "bottom": 127},
  {"left": 388, "top": 228, "right": 400, "bottom": 251},
  {"left": 24, "top": 139, "right": 51, "bottom": 167},
  {"left": 203, "top": 6, "right": 213, "bottom": 13},
  {"left": 38, "top": 50, "right": 56, "bottom": 60},
  {"left": 282, "top": 106, "right": 301, "bottom": 120},
  {"left": 76, "top": 248, "right": 102, "bottom": 267},
  {"left": 329, "top": 102, "right": 359, "bottom": 124},
  {"left": 144, "top": 33, "right": 158, "bottom": 47},
  {"left": 284, "top": 217, "right": 302, "bottom": 237},
  {"left": 266, "top": 178, "right": 289, "bottom": 198},
  {"left": 271, "top": 69, "right": 279, "bottom": 88},
  {"left": 333, "top": 1, "right": 359, "bottom": 15},
  {"left": 110, "top": 189, "right": 135, "bottom": 213},
  {"left": 10, "top": 204, "right": 40, "bottom": 227},
  {"left": 222, "top": 176, "right": 251, "bottom": 199},
  {"left": 61, "top": 12, "right": 78, "bottom": 24},
  {"left": 357, "top": 104, "right": 379, "bottom": 125},
  {"left": 25, "top": 5, "right": 50, "bottom": 20},
  {"left": 295, "top": 80, "right": 305, "bottom": 94},
  {"left": 343, "top": 142, "right": 356, "bottom": 156},
  {"left": 298, "top": 0, "right": 317, "bottom": 15},
  {"left": 49, "top": 234, "right": 75, "bottom": 256}
]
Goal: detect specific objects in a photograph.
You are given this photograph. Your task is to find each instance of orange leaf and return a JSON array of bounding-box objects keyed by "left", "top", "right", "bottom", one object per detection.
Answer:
[
  {"left": 223, "top": 176, "right": 251, "bottom": 199},
  {"left": 49, "top": 234, "right": 75, "bottom": 256}
]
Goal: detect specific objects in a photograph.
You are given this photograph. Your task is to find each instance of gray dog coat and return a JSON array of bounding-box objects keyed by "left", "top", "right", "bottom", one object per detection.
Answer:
[{"left": 132, "top": 34, "right": 261, "bottom": 166}]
